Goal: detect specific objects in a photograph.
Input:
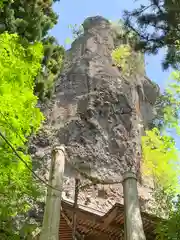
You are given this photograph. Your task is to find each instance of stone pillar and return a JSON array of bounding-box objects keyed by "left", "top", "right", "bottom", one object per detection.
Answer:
[
  {"left": 40, "top": 146, "right": 65, "bottom": 240},
  {"left": 123, "top": 171, "right": 146, "bottom": 240}
]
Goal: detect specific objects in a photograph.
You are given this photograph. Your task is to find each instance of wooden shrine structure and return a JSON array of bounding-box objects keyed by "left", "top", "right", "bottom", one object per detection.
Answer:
[{"left": 58, "top": 199, "right": 158, "bottom": 240}]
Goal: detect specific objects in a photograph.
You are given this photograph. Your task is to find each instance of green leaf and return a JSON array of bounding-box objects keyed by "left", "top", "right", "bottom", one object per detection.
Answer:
[{"left": 0, "top": 33, "right": 44, "bottom": 237}]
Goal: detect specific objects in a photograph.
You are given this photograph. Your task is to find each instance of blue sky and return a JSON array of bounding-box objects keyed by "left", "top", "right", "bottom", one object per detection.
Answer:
[{"left": 50, "top": 0, "right": 180, "bottom": 147}]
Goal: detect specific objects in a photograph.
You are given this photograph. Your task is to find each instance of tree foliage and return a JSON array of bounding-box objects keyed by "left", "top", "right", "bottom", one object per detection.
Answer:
[
  {"left": 141, "top": 67, "right": 180, "bottom": 206},
  {"left": 142, "top": 128, "right": 180, "bottom": 195},
  {"left": 141, "top": 69, "right": 180, "bottom": 239},
  {"left": 142, "top": 63, "right": 180, "bottom": 238},
  {"left": 112, "top": 44, "right": 144, "bottom": 76},
  {"left": 0, "top": 0, "right": 59, "bottom": 41},
  {"left": 0, "top": 32, "right": 44, "bottom": 238},
  {"left": 123, "top": 0, "right": 180, "bottom": 70},
  {"left": 112, "top": 44, "right": 132, "bottom": 74},
  {"left": 35, "top": 36, "right": 64, "bottom": 100},
  {"left": 111, "top": 20, "right": 145, "bottom": 77},
  {"left": 152, "top": 70, "right": 180, "bottom": 132},
  {"left": 156, "top": 195, "right": 180, "bottom": 240},
  {"left": 150, "top": 69, "right": 180, "bottom": 239},
  {"left": 0, "top": 0, "right": 65, "bottom": 100}
]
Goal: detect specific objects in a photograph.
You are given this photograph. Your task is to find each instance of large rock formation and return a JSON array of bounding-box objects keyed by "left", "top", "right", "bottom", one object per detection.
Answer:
[{"left": 31, "top": 16, "right": 159, "bottom": 213}]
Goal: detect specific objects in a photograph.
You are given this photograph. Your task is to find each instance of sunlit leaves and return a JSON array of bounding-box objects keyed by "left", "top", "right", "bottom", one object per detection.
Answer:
[
  {"left": 0, "top": 33, "right": 44, "bottom": 237},
  {"left": 112, "top": 45, "right": 131, "bottom": 74},
  {"left": 112, "top": 44, "right": 144, "bottom": 76},
  {"left": 140, "top": 38, "right": 180, "bottom": 240},
  {"left": 142, "top": 67, "right": 180, "bottom": 237},
  {"left": 111, "top": 21, "right": 144, "bottom": 77},
  {"left": 0, "top": 0, "right": 65, "bottom": 101},
  {"left": 143, "top": 49, "right": 180, "bottom": 196},
  {"left": 142, "top": 128, "right": 180, "bottom": 195}
]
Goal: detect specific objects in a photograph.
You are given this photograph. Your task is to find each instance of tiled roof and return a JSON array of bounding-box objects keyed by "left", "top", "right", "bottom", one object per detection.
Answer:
[
  {"left": 34, "top": 199, "right": 160, "bottom": 239},
  {"left": 60, "top": 199, "right": 160, "bottom": 240}
]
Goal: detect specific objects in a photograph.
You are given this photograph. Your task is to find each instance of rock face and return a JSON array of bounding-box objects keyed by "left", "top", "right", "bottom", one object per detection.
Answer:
[{"left": 31, "top": 16, "right": 159, "bottom": 213}]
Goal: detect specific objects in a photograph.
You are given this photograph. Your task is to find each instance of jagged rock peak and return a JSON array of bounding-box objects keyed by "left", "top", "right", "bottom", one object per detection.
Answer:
[
  {"left": 32, "top": 16, "right": 159, "bottom": 214},
  {"left": 82, "top": 16, "right": 111, "bottom": 31}
]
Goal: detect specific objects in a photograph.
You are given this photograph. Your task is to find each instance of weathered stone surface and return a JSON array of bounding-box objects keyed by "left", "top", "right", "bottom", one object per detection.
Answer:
[{"left": 31, "top": 16, "right": 159, "bottom": 214}]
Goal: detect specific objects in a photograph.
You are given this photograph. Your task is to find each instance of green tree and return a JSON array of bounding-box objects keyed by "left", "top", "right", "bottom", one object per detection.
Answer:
[
  {"left": 0, "top": 0, "right": 65, "bottom": 100},
  {"left": 0, "top": 32, "right": 44, "bottom": 239},
  {"left": 123, "top": 0, "right": 180, "bottom": 70},
  {"left": 156, "top": 195, "right": 180, "bottom": 240},
  {"left": 142, "top": 128, "right": 180, "bottom": 196},
  {"left": 152, "top": 72, "right": 180, "bottom": 132},
  {"left": 35, "top": 36, "right": 64, "bottom": 100},
  {"left": 142, "top": 69, "right": 180, "bottom": 237}
]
